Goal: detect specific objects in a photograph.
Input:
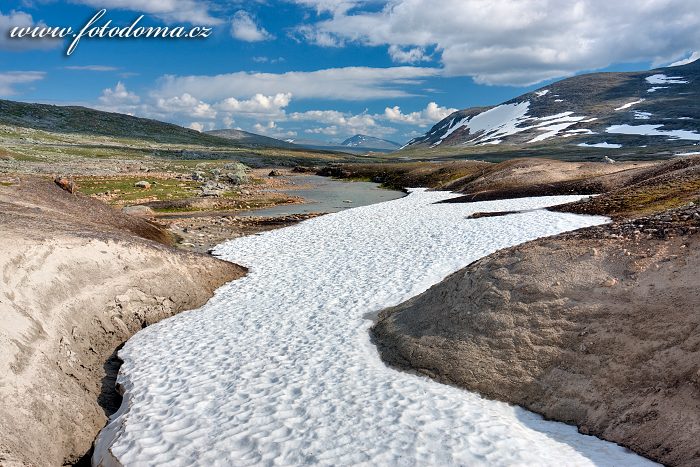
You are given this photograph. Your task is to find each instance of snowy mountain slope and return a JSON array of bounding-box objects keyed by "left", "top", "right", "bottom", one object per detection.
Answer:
[
  {"left": 206, "top": 128, "right": 299, "bottom": 149},
  {"left": 403, "top": 59, "right": 700, "bottom": 152},
  {"left": 341, "top": 134, "right": 401, "bottom": 151}
]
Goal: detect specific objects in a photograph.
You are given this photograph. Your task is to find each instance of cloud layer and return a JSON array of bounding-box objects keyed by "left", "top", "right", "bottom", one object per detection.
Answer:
[{"left": 294, "top": 0, "right": 700, "bottom": 85}]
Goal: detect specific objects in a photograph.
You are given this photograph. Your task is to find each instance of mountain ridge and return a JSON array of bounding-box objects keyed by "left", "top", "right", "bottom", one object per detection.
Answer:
[{"left": 402, "top": 59, "right": 700, "bottom": 153}]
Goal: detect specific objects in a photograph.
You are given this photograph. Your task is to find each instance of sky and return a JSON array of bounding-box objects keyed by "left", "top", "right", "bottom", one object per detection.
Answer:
[{"left": 1, "top": 0, "right": 699, "bottom": 145}]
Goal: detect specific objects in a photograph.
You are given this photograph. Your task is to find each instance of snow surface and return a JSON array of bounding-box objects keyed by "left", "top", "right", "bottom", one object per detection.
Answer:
[
  {"left": 614, "top": 99, "right": 644, "bottom": 111},
  {"left": 94, "top": 191, "right": 657, "bottom": 467},
  {"left": 535, "top": 89, "right": 550, "bottom": 97},
  {"left": 647, "top": 86, "right": 669, "bottom": 93},
  {"left": 578, "top": 142, "right": 623, "bottom": 148},
  {"left": 645, "top": 74, "right": 688, "bottom": 84},
  {"left": 634, "top": 111, "right": 652, "bottom": 120},
  {"left": 606, "top": 124, "right": 700, "bottom": 141}
]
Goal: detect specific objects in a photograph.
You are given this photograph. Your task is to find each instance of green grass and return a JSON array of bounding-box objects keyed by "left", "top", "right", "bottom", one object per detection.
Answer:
[{"left": 74, "top": 176, "right": 201, "bottom": 204}]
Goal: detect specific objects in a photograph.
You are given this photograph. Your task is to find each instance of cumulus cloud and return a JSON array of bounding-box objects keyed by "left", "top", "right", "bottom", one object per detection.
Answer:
[
  {"left": 388, "top": 45, "right": 430, "bottom": 64},
  {"left": 0, "top": 10, "right": 62, "bottom": 51},
  {"left": 154, "top": 66, "right": 441, "bottom": 101},
  {"left": 291, "top": 109, "right": 395, "bottom": 137},
  {"left": 188, "top": 122, "right": 204, "bottom": 132},
  {"left": 99, "top": 82, "right": 140, "bottom": 106},
  {"left": 156, "top": 93, "right": 217, "bottom": 119},
  {"left": 231, "top": 11, "right": 273, "bottom": 42},
  {"left": 384, "top": 102, "right": 456, "bottom": 126},
  {"left": 0, "top": 71, "right": 45, "bottom": 96},
  {"left": 73, "top": 0, "right": 221, "bottom": 24},
  {"left": 216, "top": 93, "right": 291, "bottom": 117},
  {"left": 293, "top": 0, "right": 700, "bottom": 85}
]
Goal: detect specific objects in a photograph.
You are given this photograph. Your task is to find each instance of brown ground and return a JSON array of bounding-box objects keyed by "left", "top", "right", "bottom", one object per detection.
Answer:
[
  {"left": 0, "top": 178, "right": 246, "bottom": 466},
  {"left": 372, "top": 189, "right": 700, "bottom": 465}
]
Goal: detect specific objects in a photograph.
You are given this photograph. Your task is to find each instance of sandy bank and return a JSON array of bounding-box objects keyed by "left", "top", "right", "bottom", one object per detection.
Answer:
[
  {"left": 0, "top": 178, "right": 245, "bottom": 466},
  {"left": 372, "top": 206, "right": 700, "bottom": 465}
]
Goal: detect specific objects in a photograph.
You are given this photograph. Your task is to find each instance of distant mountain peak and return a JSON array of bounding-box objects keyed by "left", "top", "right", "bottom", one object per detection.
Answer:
[{"left": 340, "top": 134, "right": 401, "bottom": 150}]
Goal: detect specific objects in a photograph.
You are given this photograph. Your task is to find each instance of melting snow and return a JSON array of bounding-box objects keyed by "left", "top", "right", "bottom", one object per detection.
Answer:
[
  {"left": 634, "top": 111, "right": 652, "bottom": 120},
  {"left": 647, "top": 86, "right": 669, "bottom": 93},
  {"left": 578, "top": 142, "right": 623, "bottom": 149},
  {"left": 93, "top": 191, "right": 655, "bottom": 467},
  {"left": 645, "top": 74, "right": 688, "bottom": 84},
  {"left": 614, "top": 99, "right": 645, "bottom": 111},
  {"left": 606, "top": 124, "right": 700, "bottom": 141},
  {"left": 535, "top": 89, "right": 550, "bottom": 97}
]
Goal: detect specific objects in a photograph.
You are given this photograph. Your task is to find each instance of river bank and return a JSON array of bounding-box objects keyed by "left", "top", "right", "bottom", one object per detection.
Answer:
[{"left": 0, "top": 178, "right": 246, "bottom": 466}]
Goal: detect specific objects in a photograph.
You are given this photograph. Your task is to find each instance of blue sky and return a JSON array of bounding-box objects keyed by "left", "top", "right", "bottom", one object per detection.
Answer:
[{"left": 1, "top": 0, "right": 699, "bottom": 144}]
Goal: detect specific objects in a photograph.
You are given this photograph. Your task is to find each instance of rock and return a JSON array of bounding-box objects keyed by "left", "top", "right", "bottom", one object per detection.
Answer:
[
  {"left": 268, "top": 170, "right": 282, "bottom": 177},
  {"left": 603, "top": 156, "right": 616, "bottom": 164},
  {"left": 53, "top": 176, "right": 77, "bottom": 194},
  {"left": 191, "top": 171, "right": 207, "bottom": 181},
  {"left": 343, "top": 199, "right": 353, "bottom": 203},
  {"left": 134, "top": 181, "right": 151, "bottom": 189},
  {"left": 121, "top": 205, "right": 155, "bottom": 217},
  {"left": 226, "top": 172, "right": 248, "bottom": 185}
]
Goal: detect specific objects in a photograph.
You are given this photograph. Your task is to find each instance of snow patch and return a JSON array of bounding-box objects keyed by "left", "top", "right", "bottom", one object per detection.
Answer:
[
  {"left": 92, "top": 192, "right": 655, "bottom": 467},
  {"left": 578, "top": 142, "right": 623, "bottom": 149},
  {"left": 645, "top": 74, "right": 688, "bottom": 84},
  {"left": 614, "top": 99, "right": 644, "bottom": 111},
  {"left": 634, "top": 111, "right": 652, "bottom": 120},
  {"left": 606, "top": 124, "right": 700, "bottom": 141},
  {"left": 535, "top": 89, "right": 550, "bottom": 97}
]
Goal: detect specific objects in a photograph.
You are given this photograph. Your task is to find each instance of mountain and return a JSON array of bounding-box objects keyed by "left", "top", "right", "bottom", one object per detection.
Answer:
[
  {"left": 340, "top": 135, "right": 401, "bottom": 151},
  {"left": 0, "top": 99, "right": 238, "bottom": 147},
  {"left": 286, "top": 134, "right": 400, "bottom": 154},
  {"left": 206, "top": 128, "right": 298, "bottom": 149},
  {"left": 402, "top": 59, "right": 700, "bottom": 153}
]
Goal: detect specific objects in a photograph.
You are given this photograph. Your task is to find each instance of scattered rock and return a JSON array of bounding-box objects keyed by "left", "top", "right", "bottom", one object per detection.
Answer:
[
  {"left": 121, "top": 205, "right": 155, "bottom": 217},
  {"left": 134, "top": 181, "right": 151, "bottom": 189},
  {"left": 54, "top": 175, "right": 77, "bottom": 194}
]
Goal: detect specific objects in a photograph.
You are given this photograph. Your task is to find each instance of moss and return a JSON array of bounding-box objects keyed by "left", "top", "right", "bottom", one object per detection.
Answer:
[{"left": 74, "top": 176, "right": 200, "bottom": 204}]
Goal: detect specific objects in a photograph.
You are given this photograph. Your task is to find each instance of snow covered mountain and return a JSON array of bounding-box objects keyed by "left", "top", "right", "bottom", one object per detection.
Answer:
[
  {"left": 403, "top": 59, "right": 700, "bottom": 153},
  {"left": 340, "top": 135, "right": 401, "bottom": 151}
]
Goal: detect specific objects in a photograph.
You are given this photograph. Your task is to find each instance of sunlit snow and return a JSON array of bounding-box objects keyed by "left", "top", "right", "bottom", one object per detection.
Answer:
[{"left": 93, "top": 192, "right": 656, "bottom": 467}]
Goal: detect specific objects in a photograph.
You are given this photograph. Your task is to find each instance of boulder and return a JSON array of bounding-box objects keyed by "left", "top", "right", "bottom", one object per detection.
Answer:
[
  {"left": 134, "top": 181, "right": 151, "bottom": 189},
  {"left": 121, "top": 205, "right": 155, "bottom": 217}
]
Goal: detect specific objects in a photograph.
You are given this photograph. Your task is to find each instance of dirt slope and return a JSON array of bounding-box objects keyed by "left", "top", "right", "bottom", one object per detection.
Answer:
[
  {"left": 0, "top": 178, "right": 245, "bottom": 466},
  {"left": 372, "top": 207, "right": 700, "bottom": 466}
]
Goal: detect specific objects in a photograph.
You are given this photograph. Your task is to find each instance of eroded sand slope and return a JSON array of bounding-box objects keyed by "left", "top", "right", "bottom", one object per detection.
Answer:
[{"left": 0, "top": 179, "right": 245, "bottom": 466}]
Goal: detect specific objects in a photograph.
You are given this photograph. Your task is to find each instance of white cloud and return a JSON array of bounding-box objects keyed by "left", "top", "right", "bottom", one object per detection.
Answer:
[
  {"left": 99, "top": 82, "right": 140, "bottom": 106},
  {"left": 188, "top": 122, "right": 204, "bottom": 132},
  {"left": 231, "top": 10, "right": 273, "bottom": 42},
  {"left": 73, "top": 0, "right": 221, "bottom": 24},
  {"left": 384, "top": 102, "right": 456, "bottom": 126},
  {"left": 216, "top": 93, "right": 291, "bottom": 118},
  {"left": 154, "top": 66, "right": 441, "bottom": 101},
  {"left": 0, "top": 10, "right": 61, "bottom": 51},
  {"left": 291, "top": 109, "right": 395, "bottom": 137},
  {"left": 670, "top": 51, "right": 700, "bottom": 66},
  {"left": 388, "top": 45, "right": 429, "bottom": 64},
  {"left": 293, "top": 0, "right": 700, "bottom": 85},
  {"left": 156, "top": 93, "right": 217, "bottom": 119},
  {"left": 0, "top": 71, "right": 45, "bottom": 96}
]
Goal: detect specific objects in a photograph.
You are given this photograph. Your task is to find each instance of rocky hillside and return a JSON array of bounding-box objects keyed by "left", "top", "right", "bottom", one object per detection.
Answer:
[
  {"left": 403, "top": 59, "right": 700, "bottom": 153},
  {"left": 0, "top": 99, "right": 242, "bottom": 147}
]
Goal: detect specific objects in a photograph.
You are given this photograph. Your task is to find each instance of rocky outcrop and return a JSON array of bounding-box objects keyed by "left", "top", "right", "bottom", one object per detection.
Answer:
[
  {"left": 372, "top": 208, "right": 700, "bottom": 466},
  {"left": 0, "top": 178, "right": 246, "bottom": 466}
]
